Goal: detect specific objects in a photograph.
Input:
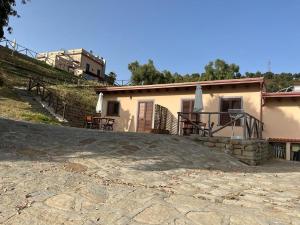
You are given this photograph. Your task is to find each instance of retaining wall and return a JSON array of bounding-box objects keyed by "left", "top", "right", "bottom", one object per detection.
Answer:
[{"left": 192, "top": 136, "right": 271, "bottom": 165}]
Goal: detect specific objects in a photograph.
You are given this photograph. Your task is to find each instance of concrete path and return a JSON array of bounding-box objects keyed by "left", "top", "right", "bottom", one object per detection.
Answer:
[{"left": 0, "top": 118, "right": 299, "bottom": 225}]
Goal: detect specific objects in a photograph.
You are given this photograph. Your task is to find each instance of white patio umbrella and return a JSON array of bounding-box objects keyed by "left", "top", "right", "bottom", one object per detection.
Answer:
[
  {"left": 193, "top": 84, "right": 203, "bottom": 112},
  {"left": 96, "top": 92, "right": 103, "bottom": 114},
  {"left": 12, "top": 39, "right": 17, "bottom": 50}
]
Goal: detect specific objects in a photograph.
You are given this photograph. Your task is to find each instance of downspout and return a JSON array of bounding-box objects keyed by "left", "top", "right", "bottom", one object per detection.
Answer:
[
  {"left": 102, "top": 58, "right": 106, "bottom": 80},
  {"left": 260, "top": 79, "right": 265, "bottom": 139}
]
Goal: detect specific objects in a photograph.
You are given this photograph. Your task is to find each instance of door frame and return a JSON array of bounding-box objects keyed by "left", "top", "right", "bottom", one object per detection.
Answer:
[{"left": 136, "top": 100, "right": 155, "bottom": 132}]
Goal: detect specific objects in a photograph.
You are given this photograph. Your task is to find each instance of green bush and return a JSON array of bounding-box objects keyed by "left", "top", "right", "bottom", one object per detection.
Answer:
[{"left": 21, "top": 112, "right": 59, "bottom": 125}]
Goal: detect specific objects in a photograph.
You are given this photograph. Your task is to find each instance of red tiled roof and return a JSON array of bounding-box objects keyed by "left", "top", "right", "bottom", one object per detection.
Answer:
[
  {"left": 263, "top": 92, "right": 300, "bottom": 98},
  {"left": 95, "top": 77, "right": 264, "bottom": 93},
  {"left": 269, "top": 138, "right": 300, "bottom": 143}
]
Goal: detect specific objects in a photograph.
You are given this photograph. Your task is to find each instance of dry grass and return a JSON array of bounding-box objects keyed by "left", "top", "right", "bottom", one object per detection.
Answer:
[
  {"left": 0, "top": 69, "right": 29, "bottom": 87},
  {"left": 0, "top": 46, "right": 105, "bottom": 123},
  {"left": 0, "top": 46, "right": 78, "bottom": 84},
  {"left": 48, "top": 85, "right": 98, "bottom": 111},
  {"left": 0, "top": 87, "right": 59, "bottom": 124}
]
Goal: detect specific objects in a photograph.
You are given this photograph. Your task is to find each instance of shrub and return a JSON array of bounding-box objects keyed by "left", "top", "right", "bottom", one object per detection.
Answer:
[{"left": 21, "top": 112, "right": 59, "bottom": 125}]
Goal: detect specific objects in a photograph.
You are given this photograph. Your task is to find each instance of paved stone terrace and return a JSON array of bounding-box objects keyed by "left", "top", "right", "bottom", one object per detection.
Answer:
[{"left": 0, "top": 118, "right": 300, "bottom": 225}]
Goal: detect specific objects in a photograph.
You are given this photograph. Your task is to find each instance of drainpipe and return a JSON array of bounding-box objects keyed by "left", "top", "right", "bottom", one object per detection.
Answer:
[
  {"left": 102, "top": 58, "right": 106, "bottom": 79},
  {"left": 260, "top": 81, "right": 264, "bottom": 139}
]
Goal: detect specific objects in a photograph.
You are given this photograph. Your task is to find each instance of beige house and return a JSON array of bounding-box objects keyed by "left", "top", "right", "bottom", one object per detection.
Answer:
[
  {"left": 263, "top": 91, "right": 300, "bottom": 160},
  {"left": 95, "top": 77, "right": 300, "bottom": 161},
  {"left": 96, "top": 78, "right": 263, "bottom": 134},
  {"left": 36, "top": 49, "right": 106, "bottom": 80}
]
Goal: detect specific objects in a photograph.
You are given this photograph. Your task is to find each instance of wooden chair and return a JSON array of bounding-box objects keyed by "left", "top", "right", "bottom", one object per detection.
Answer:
[
  {"left": 202, "top": 122, "right": 215, "bottom": 137},
  {"left": 84, "top": 115, "right": 94, "bottom": 128},
  {"left": 181, "top": 120, "right": 193, "bottom": 135}
]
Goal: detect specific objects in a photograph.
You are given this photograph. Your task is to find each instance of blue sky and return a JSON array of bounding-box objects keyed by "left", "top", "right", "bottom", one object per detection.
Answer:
[{"left": 5, "top": 0, "right": 300, "bottom": 80}]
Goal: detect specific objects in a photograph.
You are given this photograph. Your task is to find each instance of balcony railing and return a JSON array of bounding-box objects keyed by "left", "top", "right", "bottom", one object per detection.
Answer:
[{"left": 177, "top": 111, "right": 263, "bottom": 139}]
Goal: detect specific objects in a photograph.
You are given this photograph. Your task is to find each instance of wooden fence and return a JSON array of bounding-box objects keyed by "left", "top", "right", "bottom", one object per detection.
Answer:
[
  {"left": 154, "top": 104, "right": 168, "bottom": 131},
  {"left": 27, "top": 78, "right": 67, "bottom": 119}
]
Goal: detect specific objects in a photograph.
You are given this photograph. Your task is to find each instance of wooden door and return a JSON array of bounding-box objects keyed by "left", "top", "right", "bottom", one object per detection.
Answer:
[
  {"left": 182, "top": 99, "right": 196, "bottom": 121},
  {"left": 137, "top": 102, "right": 153, "bottom": 132}
]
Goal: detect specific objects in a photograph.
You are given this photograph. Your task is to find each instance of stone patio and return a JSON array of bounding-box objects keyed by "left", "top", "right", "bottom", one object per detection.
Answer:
[{"left": 0, "top": 118, "right": 300, "bottom": 225}]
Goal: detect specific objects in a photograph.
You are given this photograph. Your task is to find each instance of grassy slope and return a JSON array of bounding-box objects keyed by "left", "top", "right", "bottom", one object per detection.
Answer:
[
  {"left": 0, "top": 46, "right": 102, "bottom": 124},
  {"left": 48, "top": 85, "right": 98, "bottom": 112},
  {"left": 0, "top": 46, "right": 70, "bottom": 124},
  {"left": 0, "top": 86, "right": 59, "bottom": 124},
  {"left": 0, "top": 46, "right": 78, "bottom": 86}
]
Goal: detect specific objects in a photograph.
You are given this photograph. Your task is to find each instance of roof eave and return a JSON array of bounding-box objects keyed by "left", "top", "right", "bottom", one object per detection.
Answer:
[
  {"left": 95, "top": 78, "right": 264, "bottom": 93},
  {"left": 263, "top": 92, "right": 300, "bottom": 98}
]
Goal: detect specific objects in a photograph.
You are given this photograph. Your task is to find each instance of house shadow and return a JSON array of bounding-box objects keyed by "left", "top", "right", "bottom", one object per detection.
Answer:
[
  {"left": 117, "top": 108, "right": 135, "bottom": 132},
  {"left": 0, "top": 90, "right": 299, "bottom": 174}
]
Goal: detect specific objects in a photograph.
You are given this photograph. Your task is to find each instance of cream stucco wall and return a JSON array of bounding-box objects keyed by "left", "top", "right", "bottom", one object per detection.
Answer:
[
  {"left": 102, "top": 85, "right": 262, "bottom": 137},
  {"left": 80, "top": 55, "right": 103, "bottom": 76},
  {"left": 263, "top": 99, "right": 300, "bottom": 139},
  {"left": 37, "top": 50, "right": 104, "bottom": 77}
]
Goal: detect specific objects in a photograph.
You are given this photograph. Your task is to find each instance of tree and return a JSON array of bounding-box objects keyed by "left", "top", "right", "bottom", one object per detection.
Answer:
[
  {"left": 265, "top": 73, "right": 294, "bottom": 92},
  {"left": 128, "top": 60, "right": 203, "bottom": 85},
  {"left": 202, "top": 59, "right": 240, "bottom": 81},
  {"left": 0, "top": 0, "right": 28, "bottom": 38},
  {"left": 173, "top": 72, "right": 184, "bottom": 83},
  {"left": 128, "top": 60, "right": 164, "bottom": 85},
  {"left": 127, "top": 59, "right": 299, "bottom": 92},
  {"left": 160, "top": 70, "right": 175, "bottom": 84},
  {"left": 106, "top": 72, "right": 117, "bottom": 85},
  {"left": 244, "top": 71, "right": 296, "bottom": 92}
]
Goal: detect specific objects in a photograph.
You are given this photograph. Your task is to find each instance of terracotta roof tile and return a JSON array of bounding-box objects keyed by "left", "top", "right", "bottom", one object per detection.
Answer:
[
  {"left": 263, "top": 92, "right": 300, "bottom": 98},
  {"left": 96, "top": 77, "right": 264, "bottom": 93}
]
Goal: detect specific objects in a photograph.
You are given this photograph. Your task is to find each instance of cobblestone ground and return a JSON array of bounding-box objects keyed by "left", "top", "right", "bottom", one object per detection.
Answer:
[{"left": 0, "top": 118, "right": 300, "bottom": 225}]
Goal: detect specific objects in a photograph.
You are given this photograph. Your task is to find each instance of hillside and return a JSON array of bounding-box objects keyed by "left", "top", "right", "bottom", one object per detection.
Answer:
[
  {"left": 0, "top": 46, "right": 79, "bottom": 86},
  {"left": 0, "top": 45, "right": 100, "bottom": 126},
  {"left": 0, "top": 86, "right": 59, "bottom": 124},
  {"left": 48, "top": 84, "right": 97, "bottom": 113}
]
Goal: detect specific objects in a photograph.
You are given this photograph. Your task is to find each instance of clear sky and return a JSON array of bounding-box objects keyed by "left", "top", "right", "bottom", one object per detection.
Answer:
[{"left": 5, "top": 0, "right": 300, "bottom": 80}]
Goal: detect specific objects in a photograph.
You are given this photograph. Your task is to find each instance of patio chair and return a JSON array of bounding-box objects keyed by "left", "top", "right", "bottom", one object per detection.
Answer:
[
  {"left": 103, "top": 119, "right": 115, "bottom": 131},
  {"left": 84, "top": 115, "right": 94, "bottom": 129},
  {"left": 202, "top": 122, "right": 215, "bottom": 137}
]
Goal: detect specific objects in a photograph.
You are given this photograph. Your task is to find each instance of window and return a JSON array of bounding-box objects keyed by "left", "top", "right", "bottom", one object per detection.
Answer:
[
  {"left": 85, "top": 63, "right": 90, "bottom": 72},
  {"left": 97, "top": 69, "right": 101, "bottom": 77},
  {"left": 107, "top": 101, "right": 120, "bottom": 116},
  {"left": 181, "top": 99, "right": 197, "bottom": 121},
  {"left": 219, "top": 97, "right": 242, "bottom": 126}
]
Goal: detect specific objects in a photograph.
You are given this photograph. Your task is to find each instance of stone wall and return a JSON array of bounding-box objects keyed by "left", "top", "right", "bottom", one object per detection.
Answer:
[{"left": 192, "top": 136, "right": 271, "bottom": 165}]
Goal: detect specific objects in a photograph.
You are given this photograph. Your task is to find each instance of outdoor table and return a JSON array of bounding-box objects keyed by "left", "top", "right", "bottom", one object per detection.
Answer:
[
  {"left": 92, "top": 117, "right": 107, "bottom": 130},
  {"left": 92, "top": 117, "right": 115, "bottom": 130}
]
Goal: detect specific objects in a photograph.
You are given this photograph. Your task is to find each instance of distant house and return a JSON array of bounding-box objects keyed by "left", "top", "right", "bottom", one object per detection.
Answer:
[
  {"left": 36, "top": 49, "right": 106, "bottom": 80},
  {"left": 95, "top": 77, "right": 300, "bottom": 161}
]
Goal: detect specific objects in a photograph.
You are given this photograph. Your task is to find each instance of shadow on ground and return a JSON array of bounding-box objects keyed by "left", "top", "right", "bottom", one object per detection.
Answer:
[{"left": 0, "top": 118, "right": 299, "bottom": 174}]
